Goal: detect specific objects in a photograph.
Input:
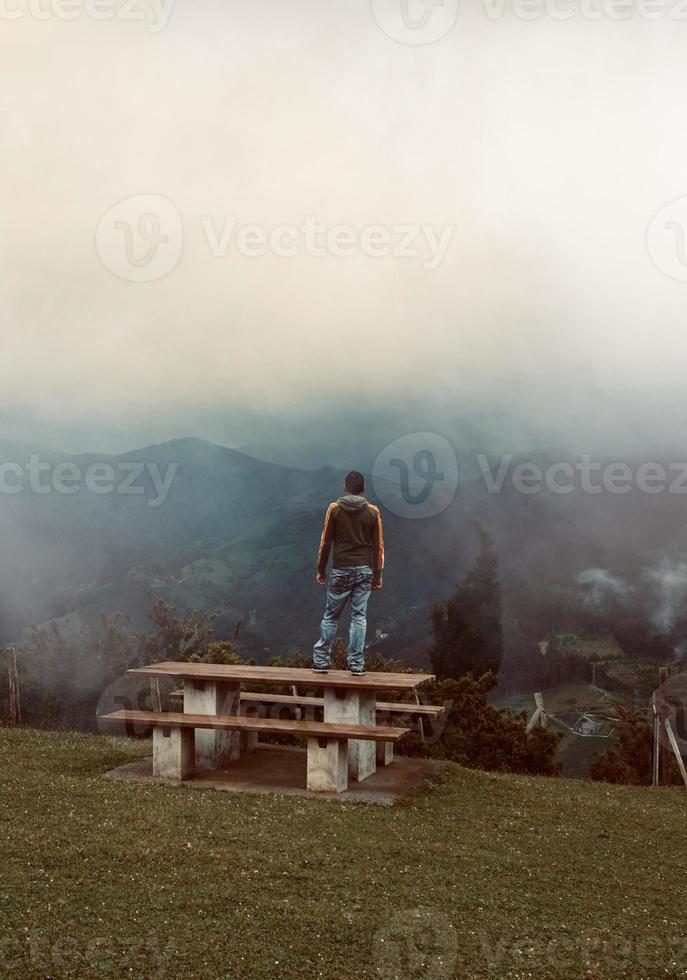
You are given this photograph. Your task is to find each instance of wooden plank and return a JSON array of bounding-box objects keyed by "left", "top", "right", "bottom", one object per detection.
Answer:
[
  {"left": 525, "top": 708, "right": 542, "bottom": 734},
  {"left": 659, "top": 666, "right": 672, "bottom": 786},
  {"left": 6, "top": 647, "right": 20, "bottom": 727},
  {"left": 652, "top": 698, "right": 660, "bottom": 788},
  {"left": 414, "top": 689, "right": 425, "bottom": 744},
  {"left": 128, "top": 662, "right": 434, "bottom": 692},
  {"left": 664, "top": 719, "right": 687, "bottom": 789},
  {"left": 102, "top": 709, "right": 409, "bottom": 743},
  {"left": 150, "top": 678, "right": 162, "bottom": 713},
  {"left": 238, "top": 691, "right": 445, "bottom": 717}
]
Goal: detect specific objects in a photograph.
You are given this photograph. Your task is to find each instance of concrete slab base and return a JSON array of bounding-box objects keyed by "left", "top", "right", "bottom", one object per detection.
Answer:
[{"left": 104, "top": 743, "right": 447, "bottom": 806}]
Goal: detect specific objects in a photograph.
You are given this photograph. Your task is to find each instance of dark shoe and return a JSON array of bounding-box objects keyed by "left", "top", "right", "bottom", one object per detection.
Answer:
[
  {"left": 349, "top": 667, "right": 366, "bottom": 676},
  {"left": 312, "top": 665, "right": 329, "bottom": 674}
]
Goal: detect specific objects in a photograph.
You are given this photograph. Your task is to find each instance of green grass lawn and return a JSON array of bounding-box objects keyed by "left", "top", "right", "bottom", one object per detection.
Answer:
[{"left": 1, "top": 727, "right": 686, "bottom": 979}]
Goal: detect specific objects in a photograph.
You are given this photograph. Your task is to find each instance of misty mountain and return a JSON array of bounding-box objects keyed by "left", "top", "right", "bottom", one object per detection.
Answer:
[
  {"left": 0, "top": 437, "right": 455, "bottom": 655},
  {"left": 2, "top": 438, "right": 687, "bottom": 664}
]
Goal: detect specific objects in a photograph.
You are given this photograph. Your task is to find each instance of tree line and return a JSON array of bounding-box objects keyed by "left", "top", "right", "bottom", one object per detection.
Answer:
[{"left": 2, "top": 522, "right": 658, "bottom": 781}]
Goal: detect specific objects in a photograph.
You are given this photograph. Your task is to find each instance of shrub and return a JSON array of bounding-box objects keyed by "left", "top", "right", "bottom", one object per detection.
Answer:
[{"left": 401, "top": 671, "right": 561, "bottom": 776}]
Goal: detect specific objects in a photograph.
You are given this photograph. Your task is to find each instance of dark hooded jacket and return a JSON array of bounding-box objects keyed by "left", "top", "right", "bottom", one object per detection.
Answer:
[{"left": 317, "top": 495, "right": 384, "bottom": 583}]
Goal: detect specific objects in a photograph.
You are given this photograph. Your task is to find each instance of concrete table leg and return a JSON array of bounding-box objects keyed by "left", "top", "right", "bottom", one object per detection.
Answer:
[
  {"left": 306, "top": 737, "right": 348, "bottom": 792},
  {"left": 238, "top": 697, "right": 263, "bottom": 753},
  {"left": 240, "top": 732, "right": 259, "bottom": 753},
  {"left": 324, "top": 688, "right": 376, "bottom": 782},
  {"left": 183, "top": 679, "right": 240, "bottom": 770},
  {"left": 153, "top": 726, "right": 194, "bottom": 779}
]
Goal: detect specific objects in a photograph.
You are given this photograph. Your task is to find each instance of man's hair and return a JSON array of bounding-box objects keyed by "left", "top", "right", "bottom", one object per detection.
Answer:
[{"left": 344, "top": 470, "right": 365, "bottom": 495}]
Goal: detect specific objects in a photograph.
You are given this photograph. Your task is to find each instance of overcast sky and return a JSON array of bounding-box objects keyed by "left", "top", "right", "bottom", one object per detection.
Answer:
[{"left": 2, "top": 0, "right": 687, "bottom": 464}]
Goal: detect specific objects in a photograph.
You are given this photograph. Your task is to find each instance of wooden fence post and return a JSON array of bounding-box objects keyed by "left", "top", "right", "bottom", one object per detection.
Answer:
[
  {"left": 664, "top": 719, "right": 687, "bottom": 789},
  {"left": 526, "top": 692, "right": 546, "bottom": 733},
  {"left": 150, "top": 678, "right": 162, "bottom": 713},
  {"left": 6, "top": 647, "right": 21, "bottom": 727},
  {"left": 659, "top": 667, "right": 672, "bottom": 787},
  {"left": 414, "top": 689, "right": 426, "bottom": 743},
  {"left": 652, "top": 697, "right": 660, "bottom": 787}
]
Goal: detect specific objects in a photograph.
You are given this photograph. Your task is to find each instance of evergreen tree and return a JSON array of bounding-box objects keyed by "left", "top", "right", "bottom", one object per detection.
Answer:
[{"left": 429, "top": 524, "right": 504, "bottom": 679}]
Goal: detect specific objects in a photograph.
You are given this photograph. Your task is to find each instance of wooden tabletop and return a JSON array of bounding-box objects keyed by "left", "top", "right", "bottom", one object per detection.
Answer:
[{"left": 128, "top": 661, "right": 435, "bottom": 692}]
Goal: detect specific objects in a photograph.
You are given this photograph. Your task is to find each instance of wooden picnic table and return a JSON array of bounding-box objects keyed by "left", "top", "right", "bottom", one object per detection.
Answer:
[{"left": 129, "top": 662, "right": 435, "bottom": 782}]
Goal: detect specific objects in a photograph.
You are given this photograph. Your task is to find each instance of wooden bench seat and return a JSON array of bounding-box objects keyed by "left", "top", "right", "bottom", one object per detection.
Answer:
[
  {"left": 164, "top": 690, "right": 446, "bottom": 769},
  {"left": 167, "top": 689, "right": 445, "bottom": 718},
  {"left": 236, "top": 693, "right": 446, "bottom": 767},
  {"left": 102, "top": 709, "right": 409, "bottom": 793},
  {"left": 238, "top": 692, "right": 446, "bottom": 718}
]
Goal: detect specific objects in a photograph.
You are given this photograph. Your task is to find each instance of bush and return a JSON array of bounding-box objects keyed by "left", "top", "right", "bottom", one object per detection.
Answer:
[
  {"left": 401, "top": 671, "right": 561, "bottom": 776},
  {"left": 590, "top": 702, "right": 653, "bottom": 785}
]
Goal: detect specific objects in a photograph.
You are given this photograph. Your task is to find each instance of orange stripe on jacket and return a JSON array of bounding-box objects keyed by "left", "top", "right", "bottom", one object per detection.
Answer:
[
  {"left": 368, "top": 503, "right": 385, "bottom": 572},
  {"left": 317, "top": 502, "right": 337, "bottom": 570}
]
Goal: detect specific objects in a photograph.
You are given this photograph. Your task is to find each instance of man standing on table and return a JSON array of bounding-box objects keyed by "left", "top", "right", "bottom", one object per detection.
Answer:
[{"left": 313, "top": 470, "right": 384, "bottom": 675}]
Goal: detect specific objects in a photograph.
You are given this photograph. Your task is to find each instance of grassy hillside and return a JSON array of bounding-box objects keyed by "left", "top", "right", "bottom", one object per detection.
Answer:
[{"left": 1, "top": 727, "right": 685, "bottom": 979}]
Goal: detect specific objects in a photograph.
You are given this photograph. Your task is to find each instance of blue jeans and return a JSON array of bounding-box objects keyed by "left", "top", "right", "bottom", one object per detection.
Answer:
[{"left": 313, "top": 565, "right": 374, "bottom": 671}]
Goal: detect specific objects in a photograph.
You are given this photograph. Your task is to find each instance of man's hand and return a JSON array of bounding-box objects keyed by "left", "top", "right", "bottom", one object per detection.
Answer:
[
  {"left": 373, "top": 577, "right": 383, "bottom": 591},
  {"left": 316, "top": 573, "right": 327, "bottom": 586}
]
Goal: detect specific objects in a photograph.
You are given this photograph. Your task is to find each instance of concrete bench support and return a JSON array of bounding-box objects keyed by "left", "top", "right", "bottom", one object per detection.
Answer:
[
  {"left": 184, "top": 679, "right": 240, "bottom": 769},
  {"left": 153, "top": 726, "right": 194, "bottom": 780},
  {"left": 375, "top": 713, "right": 395, "bottom": 766},
  {"left": 376, "top": 741, "right": 394, "bottom": 766},
  {"left": 306, "top": 737, "right": 348, "bottom": 792},
  {"left": 324, "top": 688, "right": 376, "bottom": 782}
]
